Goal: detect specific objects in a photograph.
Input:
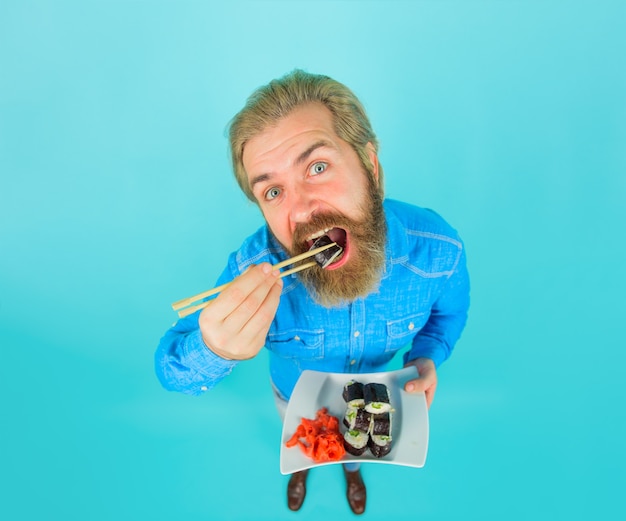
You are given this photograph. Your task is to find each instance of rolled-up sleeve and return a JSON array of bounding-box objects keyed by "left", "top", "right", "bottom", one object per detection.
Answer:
[{"left": 155, "top": 313, "right": 238, "bottom": 395}]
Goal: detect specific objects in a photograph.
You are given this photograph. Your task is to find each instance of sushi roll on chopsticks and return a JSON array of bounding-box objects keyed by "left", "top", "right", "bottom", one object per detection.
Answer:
[{"left": 310, "top": 235, "right": 344, "bottom": 269}]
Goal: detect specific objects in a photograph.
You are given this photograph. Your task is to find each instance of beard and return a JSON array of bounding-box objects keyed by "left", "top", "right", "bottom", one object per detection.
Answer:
[{"left": 286, "top": 181, "right": 387, "bottom": 307}]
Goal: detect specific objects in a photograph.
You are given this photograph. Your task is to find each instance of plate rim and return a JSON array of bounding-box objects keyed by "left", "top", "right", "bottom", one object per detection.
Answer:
[{"left": 279, "top": 367, "right": 429, "bottom": 474}]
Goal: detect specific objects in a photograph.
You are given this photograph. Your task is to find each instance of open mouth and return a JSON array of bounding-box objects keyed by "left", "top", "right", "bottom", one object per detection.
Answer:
[{"left": 306, "top": 227, "right": 348, "bottom": 269}]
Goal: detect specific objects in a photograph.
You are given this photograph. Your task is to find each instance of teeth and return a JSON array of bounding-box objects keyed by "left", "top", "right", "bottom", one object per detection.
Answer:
[{"left": 306, "top": 228, "right": 332, "bottom": 241}]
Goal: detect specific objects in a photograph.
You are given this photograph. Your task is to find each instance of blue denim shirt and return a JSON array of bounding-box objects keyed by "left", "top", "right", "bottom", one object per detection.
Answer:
[{"left": 155, "top": 199, "right": 470, "bottom": 399}]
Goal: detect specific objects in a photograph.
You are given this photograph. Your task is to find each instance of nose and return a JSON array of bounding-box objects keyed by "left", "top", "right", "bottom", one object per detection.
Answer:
[{"left": 288, "top": 190, "right": 319, "bottom": 228}]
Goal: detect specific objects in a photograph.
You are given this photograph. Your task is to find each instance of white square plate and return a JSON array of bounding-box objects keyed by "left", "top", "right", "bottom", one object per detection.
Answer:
[{"left": 279, "top": 367, "right": 429, "bottom": 474}]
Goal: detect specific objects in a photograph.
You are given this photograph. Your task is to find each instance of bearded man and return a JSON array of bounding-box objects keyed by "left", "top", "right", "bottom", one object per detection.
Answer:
[{"left": 155, "top": 69, "right": 470, "bottom": 515}]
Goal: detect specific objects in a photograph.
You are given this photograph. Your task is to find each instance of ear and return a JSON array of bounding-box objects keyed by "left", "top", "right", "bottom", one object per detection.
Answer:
[{"left": 365, "top": 142, "right": 380, "bottom": 186}]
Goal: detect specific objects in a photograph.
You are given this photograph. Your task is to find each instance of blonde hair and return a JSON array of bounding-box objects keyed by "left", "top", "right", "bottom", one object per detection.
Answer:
[{"left": 228, "top": 69, "right": 384, "bottom": 201}]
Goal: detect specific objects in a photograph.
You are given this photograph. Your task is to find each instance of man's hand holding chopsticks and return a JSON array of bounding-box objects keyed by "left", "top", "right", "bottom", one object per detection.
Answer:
[{"left": 198, "top": 263, "right": 283, "bottom": 360}]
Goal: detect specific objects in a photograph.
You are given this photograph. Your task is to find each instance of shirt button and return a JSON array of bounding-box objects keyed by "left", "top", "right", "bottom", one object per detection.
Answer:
[
  {"left": 350, "top": 359, "right": 356, "bottom": 365},
  {"left": 354, "top": 331, "right": 360, "bottom": 337},
  {"left": 200, "top": 386, "right": 208, "bottom": 391},
  {"left": 408, "top": 322, "right": 415, "bottom": 331},
  {"left": 294, "top": 335, "right": 300, "bottom": 341}
]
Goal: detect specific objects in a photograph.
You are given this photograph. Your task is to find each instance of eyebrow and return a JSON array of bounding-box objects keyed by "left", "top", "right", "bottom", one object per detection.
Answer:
[
  {"left": 250, "top": 173, "right": 270, "bottom": 192},
  {"left": 249, "top": 140, "right": 334, "bottom": 193},
  {"left": 295, "top": 139, "right": 333, "bottom": 166}
]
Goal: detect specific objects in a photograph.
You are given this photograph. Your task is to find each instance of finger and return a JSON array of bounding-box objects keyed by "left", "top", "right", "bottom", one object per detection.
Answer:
[
  {"left": 425, "top": 388, "right": 435, "bottom": 408},
  {"left": 404, "top": 377, "right": 428, "bottom": 394},
  {"left": 199, "top": 265, "right": 279, "bottom": 352},
  {"left": 404, "top": 376, "right": 436, "bottom": 408},
  {"left": 233, "top": 279, "right": 284, "bottom": 356},
  {"left": 402, "top": 358, "right": 437, "bottom": 408},
  {"left": 201, "top": 279, "right": 283, "bottom": 359},
  {"left": 213, "top": 278, "right": 282, "bottom": 360},
  {"left": 210, "top": 263, "right": 278, "bottom": 321},
  {"left": 226, "top": 276, "right": 282, "bottom": 340},
  {"left": 220, "top": 270, "right": 282, "bottom": 338}
]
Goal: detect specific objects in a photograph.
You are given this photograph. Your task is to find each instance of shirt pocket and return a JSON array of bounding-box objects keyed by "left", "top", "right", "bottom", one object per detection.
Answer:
[
  {"left": 385, "top": 312, "right": 429, "bottom": 353},
  {"left": 267, "top": 329, "right": 325, "bottom": 360}
]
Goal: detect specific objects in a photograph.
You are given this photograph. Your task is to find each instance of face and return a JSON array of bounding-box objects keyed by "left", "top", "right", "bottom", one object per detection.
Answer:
[{"left": 242, "top": 102, "right": 387, "bottom": 306}]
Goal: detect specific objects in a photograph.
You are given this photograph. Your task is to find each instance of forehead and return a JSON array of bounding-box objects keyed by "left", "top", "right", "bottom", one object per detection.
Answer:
[{"left": 242, "top": 103, "right": 339, "bottom": 174}]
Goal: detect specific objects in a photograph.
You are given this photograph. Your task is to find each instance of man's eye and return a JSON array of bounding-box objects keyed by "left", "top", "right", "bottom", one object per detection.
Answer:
[
  {"left": 265, "top": 187, "right": 281, "bottom": 200},
  {"left": 310, "top": 162, "right": 327, "bottom": 175}
]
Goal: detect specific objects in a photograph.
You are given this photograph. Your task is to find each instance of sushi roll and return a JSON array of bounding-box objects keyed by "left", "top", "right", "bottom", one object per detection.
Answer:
[
  {"left": 344, "top": 430, "right": 369, "bottom": 456},
  {"left": 310, "top": 235, "right": 343, "bottom": 269},
  {"left": 370, "top": 412, "right": 392, "bottom": 436},
  {"left": 341, "top": 380, "right": 395, "bottom": 459},
  {"left": 342, "top": 381, "right": 364, "bottom": 407},
  {"left": 368, "top": 434, "right": 392, "bottom": 458},
  {"left": 343, "top": 406, "right": 371, "bottom": 433},
  {"left": 363, "top": 383, "right": 391, "bottom": 414},
  {"left": 343, "top": 406, "right": 358, "bottom": 430}
]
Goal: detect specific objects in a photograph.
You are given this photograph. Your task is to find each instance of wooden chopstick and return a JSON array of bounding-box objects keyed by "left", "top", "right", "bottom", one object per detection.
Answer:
[
  {"left": 175, "top": 260, "right": 317, "bottom": 318},
  {"left": 171, "top": 242, "right": 337, "bottom": 318}
]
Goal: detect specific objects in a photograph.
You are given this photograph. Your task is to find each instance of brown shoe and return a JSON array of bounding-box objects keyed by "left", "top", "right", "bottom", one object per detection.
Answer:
[
  {"left": 344, "top": 467, "right": 366, "bottom": 515},
  {"left": 287, "top": 470, "right": 309, "bottom": 511}
]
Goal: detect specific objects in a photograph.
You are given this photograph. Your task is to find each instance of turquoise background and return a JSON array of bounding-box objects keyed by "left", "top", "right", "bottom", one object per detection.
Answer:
[{"left": 1, "top": 1, "right": 625, "bottom": 519}]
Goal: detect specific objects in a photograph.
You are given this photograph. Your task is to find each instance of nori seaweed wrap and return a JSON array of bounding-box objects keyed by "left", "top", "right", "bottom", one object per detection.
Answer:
[
  {"left": 363, "top": 383, "right": 391, "bottom": 414},
  {"left": 343, "top": 406, "right": 371, "bottom": 433},
  {"left": 368, "top": 434, "right": 392, "bottom": 458},
  {"left": 344, "top": 430, "right": 369, "bottom": 456},
  {"left": 370, "top": 413, "right": 391, "bottom": 436},
  {"left": 342, "top": 381, "right": 364, "bottom": 407},
  {"left": 310, "top": 235, "right": 343, "bottom": 269}
]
